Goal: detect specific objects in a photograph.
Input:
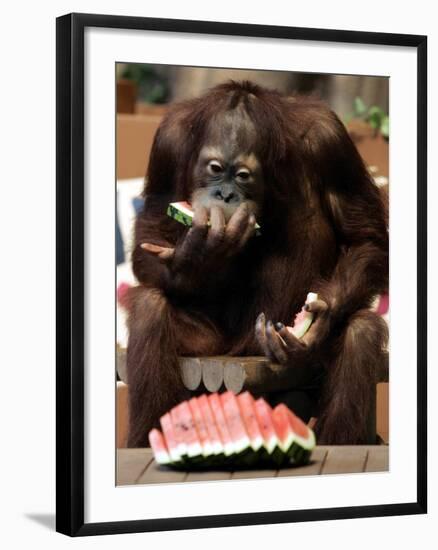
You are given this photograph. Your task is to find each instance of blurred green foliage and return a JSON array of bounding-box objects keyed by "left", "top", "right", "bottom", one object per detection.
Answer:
[
  {"left": 349, "top": 97, "right": 389, "bottom": 139},
  {"left": 121, "top": 64, "right": 170, "bottom": 104}
]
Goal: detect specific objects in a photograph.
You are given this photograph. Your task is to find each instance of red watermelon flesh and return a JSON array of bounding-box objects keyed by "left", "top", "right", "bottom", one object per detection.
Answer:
[
  {"left": 220, "top": 391, "right": 251, "bottom": 454},
  {"left": 284, "top": 406, "right": 309, "bottom": 438},
  {"left": 159, "top": 412, "right": 181, "bottom": 463},
  {"left": 254, "top": 398, "right": 279, "bottom": 454},
  {"left": 197, "top": 394, "right": 223, "bottom": 455},
  {"left": 208, "top": 393, "right": 235, "bottom": 456},
  {"left": 189, "top": 397, "right": 214, "bottom": 457},
  {"left": 177, "top": 401, "right": 203, "bottom": 458},
  {"left": 148, "top": 428, "right": 171, "bottom": 465},
  {"left": 237, "top": 392, "right": 264, "bottom": 452}
]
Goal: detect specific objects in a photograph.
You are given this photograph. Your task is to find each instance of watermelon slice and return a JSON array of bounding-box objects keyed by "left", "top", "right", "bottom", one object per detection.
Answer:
[
  {"left": 272, "top": 404, "right": 315, "bottom": 465},
  {"left": 167, "top": 201, "right": 261, "bottom": 235},
  {"left": 208, "top": 393, "right": 235, "bottom": 456},
  {"left": 284, "top": 406, "right": 316, "bottom": 464},
  {"left": 188, "top": 397, "right": 214, "bottom": 458},
  {"left": 151, "top": 392, "right": 316, "bottom": 470},
  {"left": 288, "top": 292, "right": 318, "bottom": 339},
  {"left": 177, "top": 401, "right": 204, "bottom": 461},
  {"left": 148, "top": 428, "right": 171, "bottom": 465},
  {"left": 159, "top": 412, "right": 183, "bottom": 464},
  {"left": 197, "top": 395, "right": 224, "bottom": 456},
  {"left": 237, "top": 392, "right": 264, "bottom": 453},
  {"left": 254, "top": 398, "right": 279, "bottom": 455},
  {"left": 170, "top": 405, "right": 189, "bottom": 460},
  {"left": 220, "top": 392, "right": 251, "bottom": 455}
]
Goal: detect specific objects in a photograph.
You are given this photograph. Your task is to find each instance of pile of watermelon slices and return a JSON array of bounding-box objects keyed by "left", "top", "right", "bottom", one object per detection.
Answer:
[{"left": 148, "top": 391, "right": 316, "bottom": 470}]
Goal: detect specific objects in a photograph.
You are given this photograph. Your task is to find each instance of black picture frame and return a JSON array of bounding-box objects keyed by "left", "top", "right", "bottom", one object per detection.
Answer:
[{"left": 56, "top": 12, "right": 427, "bottom": 537}]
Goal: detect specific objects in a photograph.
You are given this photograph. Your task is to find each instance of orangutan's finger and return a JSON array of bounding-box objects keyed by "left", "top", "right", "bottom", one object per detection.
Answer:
[
  {"left": 141, "top": 243, "right": 175, "bottom": 262},
  {"left": 265, "top": 320, "right": 288, "bottom": 364}
]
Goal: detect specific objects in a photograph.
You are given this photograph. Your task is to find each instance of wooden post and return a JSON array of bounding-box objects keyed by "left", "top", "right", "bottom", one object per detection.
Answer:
[
  {"left": 201, "top": 358, "right": 224, "bottom": 392},
  {"left": 180, "top": 357, "right": 202, "bottom": 390}
]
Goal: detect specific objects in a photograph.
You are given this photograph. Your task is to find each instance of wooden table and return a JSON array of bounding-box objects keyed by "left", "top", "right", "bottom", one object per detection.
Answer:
[{"left": 117, "top": 445, "right": 388, "bottom": 485}]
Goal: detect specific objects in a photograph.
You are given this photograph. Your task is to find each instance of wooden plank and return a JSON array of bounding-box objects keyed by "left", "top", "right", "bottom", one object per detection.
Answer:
[
  {"left": 116, "top": 448, "right": 153, "bottom": 486},
  {"left": 365, "top": 385, "right": 377, "bottom": 444},
  {"left": 231, "top": 469, "right": 277, "bottom": 480},
  {"left": 223, "top": 361, "right": 247, "bottom": 394},
  {"left": 116, "top": 381, "right": 129, "bottom": 449},
  {"left": 180, "top": 357, "right": 202, "bottom": 390},
  {"left": 377, "top": 382, "right": 389, "bottom": 443},
  {"left": 277, "top": 447, "right": 328, "bottom": 477},
  {"left": 365, "top": 446, "right": 389, "bottom": 472},
  {"left": 137, "top": 459, "right": 187, "bottom": 484},
  {"left": 320, "top": 446, "right": 369, "bottom": 475},
  {"left": 201, "top": 358, "right": 224, "bottom": 392},
  {"left": 185, "top": 470, "right": 232, "bottom": 482}
]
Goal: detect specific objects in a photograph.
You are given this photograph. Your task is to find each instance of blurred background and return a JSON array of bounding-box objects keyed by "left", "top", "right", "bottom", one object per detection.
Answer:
[
  {"left": 116, "top": 63, "right": 389, "bottom": 181},
  {"left": 115, "top": 64, "right": 389, "bottom": 449}
]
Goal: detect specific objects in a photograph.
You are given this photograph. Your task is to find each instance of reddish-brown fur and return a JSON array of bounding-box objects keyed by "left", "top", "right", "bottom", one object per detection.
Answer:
[{"left": 126, "top": 81, "right": 388, "bottom": 447}]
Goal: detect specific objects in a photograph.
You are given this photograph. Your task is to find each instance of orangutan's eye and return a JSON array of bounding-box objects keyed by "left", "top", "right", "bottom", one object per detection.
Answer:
[
  {"left": 208, "top": 160, "right": 223, "bottom": 175},
  {"left": 236, "top": 169, "right": 250, "bottom": 181}
]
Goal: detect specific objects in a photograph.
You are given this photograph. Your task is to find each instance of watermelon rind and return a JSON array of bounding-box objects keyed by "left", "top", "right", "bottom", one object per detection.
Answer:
[
  {"left": 283, "top": 430, "right": 315, "bottom": 465},
  {"left": 167, "top": 201, "right": 261, "bottom": 235},
  {"left": 289, "top": 292, "right": 318, "bottom": 339},
  {"left": 167, "top": 203, "right": 193, "bottom": 228}
]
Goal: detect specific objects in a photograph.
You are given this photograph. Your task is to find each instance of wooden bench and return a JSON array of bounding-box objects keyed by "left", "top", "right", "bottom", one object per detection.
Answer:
[{"left": 116, "top": 350, "right": 389, "bottom": 448}]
